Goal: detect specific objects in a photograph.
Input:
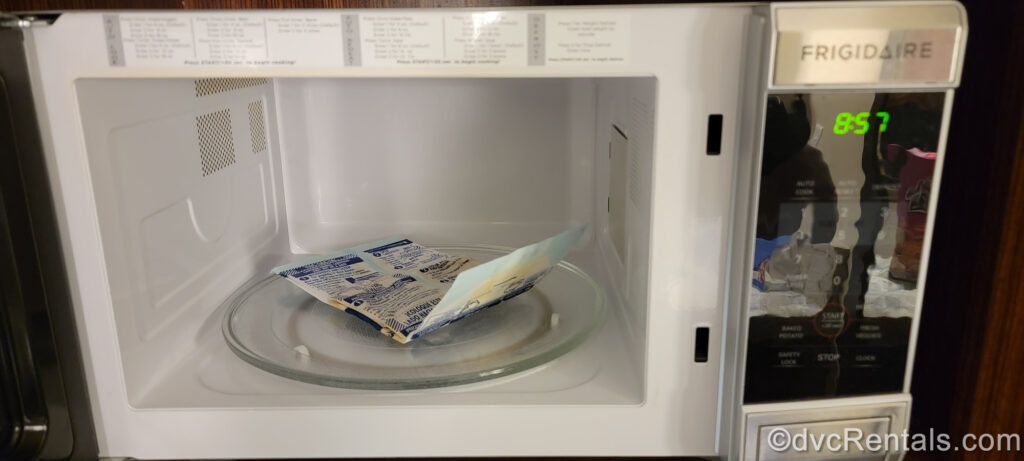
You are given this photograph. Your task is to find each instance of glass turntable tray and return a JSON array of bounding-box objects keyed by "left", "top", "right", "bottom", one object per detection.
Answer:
[{"left": 222, "top": 245, "right": 605, "bottom": 390}]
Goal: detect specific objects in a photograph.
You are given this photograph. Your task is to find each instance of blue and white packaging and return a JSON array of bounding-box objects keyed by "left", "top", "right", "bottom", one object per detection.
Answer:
[{"left": 272, "top": 225, "right": 587, "bottom": 343}]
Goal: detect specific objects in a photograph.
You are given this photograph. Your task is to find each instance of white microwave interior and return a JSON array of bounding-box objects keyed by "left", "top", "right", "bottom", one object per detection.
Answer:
[{"left": 74, "top": 77, "right": 657, "bottom": 409}]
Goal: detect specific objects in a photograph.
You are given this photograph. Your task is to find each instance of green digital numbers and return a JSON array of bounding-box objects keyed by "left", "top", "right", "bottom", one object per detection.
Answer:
[
  {"left": 833, "top": 112, "right": 854, "bottom": 134},
  {"left": 832, "top": 111, "right": 891, "bottom": 135},
  {"left": 854, "top": 112, "right": 871, "bottom": 134},
  {"left": 876, "top": 111, "right": 890, "bottom": 132}
]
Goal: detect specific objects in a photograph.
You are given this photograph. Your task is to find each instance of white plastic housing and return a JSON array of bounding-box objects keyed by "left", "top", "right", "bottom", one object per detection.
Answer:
[{"left": 12, "top": 4, "right": 912, "bottom": 459}]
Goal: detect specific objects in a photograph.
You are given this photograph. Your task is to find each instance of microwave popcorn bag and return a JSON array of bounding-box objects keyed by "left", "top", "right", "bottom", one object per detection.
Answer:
[{"left": 272, "top": 225, "right": 587, "bottom": 343}]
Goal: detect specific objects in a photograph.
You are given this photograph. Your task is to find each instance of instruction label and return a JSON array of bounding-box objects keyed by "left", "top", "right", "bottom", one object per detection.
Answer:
[
  {"left": 546, "top": 12, "right": 630, "bottom": 65},
  {"left": 103, "top": 11, "right": 628, "bottom": 67}
]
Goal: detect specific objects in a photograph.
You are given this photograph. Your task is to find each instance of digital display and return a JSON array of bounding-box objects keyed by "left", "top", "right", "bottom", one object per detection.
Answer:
[
  {"left": 744, "top": 92, "right": 945, "bottom": 403},
  {"left": 833, "top": 111, "right": 890, "bottom": 134}
]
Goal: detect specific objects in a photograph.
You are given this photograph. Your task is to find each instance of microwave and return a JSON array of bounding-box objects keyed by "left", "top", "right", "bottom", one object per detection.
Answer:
[{"left": 0, "top": 2, "right": 967, "bottom": 460}]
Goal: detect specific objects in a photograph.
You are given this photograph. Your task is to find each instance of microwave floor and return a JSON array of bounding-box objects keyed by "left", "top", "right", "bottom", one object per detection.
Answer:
[{"left": 137, "top": 245, "right": 644, "bottom": 408}]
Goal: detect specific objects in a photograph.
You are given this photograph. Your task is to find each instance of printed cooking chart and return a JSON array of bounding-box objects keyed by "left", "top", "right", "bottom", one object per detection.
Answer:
[
  {"left": 352, "top": 12, "right": 630, "bottom": 66},
  {"left": 104, "top": 12, "right": 629, "bottom": 67},
  {"left": 192, "top": 16, "right": 267, "bottom": 65},
  {"left": 361, "top": 14, "right": 524, "bottom": 66}
]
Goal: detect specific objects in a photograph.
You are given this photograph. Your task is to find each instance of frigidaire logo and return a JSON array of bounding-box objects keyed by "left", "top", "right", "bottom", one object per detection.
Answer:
[{"left": 800, "top": 42, "right": 935, "bottom": 61}]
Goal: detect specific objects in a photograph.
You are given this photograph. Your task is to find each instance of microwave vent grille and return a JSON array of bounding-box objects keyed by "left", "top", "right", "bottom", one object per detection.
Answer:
[
  {"left": 248, "top": 100, "right": 267, "bottom": 153},
  {"left": 196, "top": 109, "right": 236, "bottom": 176},
  {"left": 194, "top": 78, "right": 268, "bottom": 98}
]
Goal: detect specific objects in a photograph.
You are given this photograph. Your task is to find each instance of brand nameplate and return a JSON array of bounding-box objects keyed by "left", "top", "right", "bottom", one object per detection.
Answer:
[{"left": 772, "top": 5, "right": 964, "bottom": 86}]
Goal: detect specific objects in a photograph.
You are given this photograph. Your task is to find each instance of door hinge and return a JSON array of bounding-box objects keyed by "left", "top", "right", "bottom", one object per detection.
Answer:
[{"left": 1, "top": 13, "right": 58, "bottom": 29}]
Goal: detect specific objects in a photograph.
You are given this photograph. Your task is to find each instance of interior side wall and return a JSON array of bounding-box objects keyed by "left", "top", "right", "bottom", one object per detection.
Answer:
[
  {"left": 593, "top": 78, "right": 656, "bottom": 374},
  {"left": 75, "top": 78, "right": 289, "bottom": 404}
]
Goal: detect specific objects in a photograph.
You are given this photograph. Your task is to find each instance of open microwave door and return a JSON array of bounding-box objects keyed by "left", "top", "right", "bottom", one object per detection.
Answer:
[{"left": 0, "top": 25, "right": 97, "bottom": 461}]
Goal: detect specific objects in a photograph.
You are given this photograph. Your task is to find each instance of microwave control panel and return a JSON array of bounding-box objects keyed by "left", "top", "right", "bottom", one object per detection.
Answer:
[{"left": 743, "top": 91, "right": 945, "bottom": 403}]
